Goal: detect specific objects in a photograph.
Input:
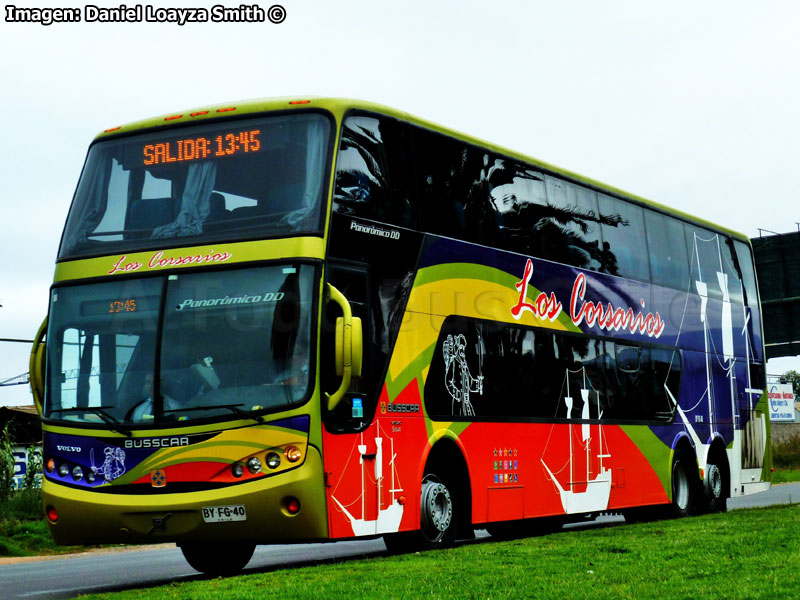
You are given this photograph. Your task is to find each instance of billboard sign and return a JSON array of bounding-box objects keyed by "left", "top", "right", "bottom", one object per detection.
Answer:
[{"left": 768, "top": 384, "right": 796, "bottom": 422}]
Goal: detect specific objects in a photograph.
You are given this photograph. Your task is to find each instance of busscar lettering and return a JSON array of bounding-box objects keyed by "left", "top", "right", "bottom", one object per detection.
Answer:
[{"left": 124, "top": 437, "right": 190, "bottom": 449}]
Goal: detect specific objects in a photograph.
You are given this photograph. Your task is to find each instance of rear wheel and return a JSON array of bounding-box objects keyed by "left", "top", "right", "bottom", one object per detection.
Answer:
[
  {"left": 704, "top": 460, "right": 728, "bottom": 513},
  {"left": 671, "top": 454, "right": 697, "bottom": 517},
  {"left": 179, "top": 542, "right": 255, "bottom": 575}
]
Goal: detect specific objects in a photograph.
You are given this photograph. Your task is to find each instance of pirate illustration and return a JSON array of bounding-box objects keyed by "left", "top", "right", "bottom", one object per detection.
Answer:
[
  {"left": 90, "top": 446, "right": 127, "bottom": 482},
  {"left": 443, "top": 333, "right": 483, "bottom": 416}
]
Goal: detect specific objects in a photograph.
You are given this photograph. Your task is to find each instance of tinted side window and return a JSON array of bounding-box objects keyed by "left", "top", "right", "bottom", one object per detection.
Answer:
[
  {"left": 684, "top": 225, "right": 725, "bottom": 300},
  {"left": 645, "top": 210, "right": 690, "bottom": 290},
  {"left": 734, "top": 240, "right": 759, "bottom": 310},
  {"left": 487, "top": 160, "right": 547, "bottom": 255},
  {"left": 543, "top": 176, "right": 603, "bottom": 271},
  {"left": 597, "top": 194, "right": 650, "bottom": 282},
  {"left": 424, "top": 316, "right": 678, "bottom": 423},
  {"left": 414, "top": 128, "right": 493, "bottom": 242},
  {"left": 334, "top": 116, "right": 414, "bottom": 228}
]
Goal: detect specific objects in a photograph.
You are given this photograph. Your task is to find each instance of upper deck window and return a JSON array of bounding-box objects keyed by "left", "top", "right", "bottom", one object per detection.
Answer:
[{"left": 59, "top": 113, "right": 332, "bottom": 260}]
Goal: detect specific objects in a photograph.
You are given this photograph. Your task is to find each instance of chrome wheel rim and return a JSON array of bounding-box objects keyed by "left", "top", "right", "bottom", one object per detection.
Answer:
[{"left": 420, "top": 477, "right": 452, "bottom": 542}]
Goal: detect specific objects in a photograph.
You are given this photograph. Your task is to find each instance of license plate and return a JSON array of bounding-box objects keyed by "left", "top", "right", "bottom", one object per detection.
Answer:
[{"left": 202, "top": 505, "right": 247, "bottom": 523}]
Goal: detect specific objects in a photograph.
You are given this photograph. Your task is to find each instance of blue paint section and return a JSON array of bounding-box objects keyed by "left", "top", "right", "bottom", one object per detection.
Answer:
[
  {"left": 418, "top": 236, "right": 766, "bottom": 453},
  {"left": 42, "top": 415, "right": 310, "bottom": 489}
]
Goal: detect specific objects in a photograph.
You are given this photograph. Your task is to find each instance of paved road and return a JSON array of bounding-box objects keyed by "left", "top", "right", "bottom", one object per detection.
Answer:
[{"left": 5, "top": 483, "right": 799, "bottom": 600}]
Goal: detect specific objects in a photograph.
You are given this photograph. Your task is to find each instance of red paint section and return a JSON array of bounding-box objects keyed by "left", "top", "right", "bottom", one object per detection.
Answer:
[
  {"left": 130, "top": 461, "right": 258, "bottom": 486},
  {"left": 323, "top": 378, "right": 670, "bottom": 538},
  {"left": 323, "top": 382, "right": 429, "bottom": 539}
]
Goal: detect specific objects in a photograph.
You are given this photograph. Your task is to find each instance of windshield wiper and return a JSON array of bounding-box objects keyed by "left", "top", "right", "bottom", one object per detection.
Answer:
[
  {"left": 166, "top": 403, "right": 264, "bottom": 423},
  {"left": 50, "top": 406, "right": 132, "bottom": 437}
]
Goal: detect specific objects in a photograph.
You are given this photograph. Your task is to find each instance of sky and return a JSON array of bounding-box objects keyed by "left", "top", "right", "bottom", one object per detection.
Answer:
[{"left": 2, "top": 0, "right": 800, "bottom": 406}]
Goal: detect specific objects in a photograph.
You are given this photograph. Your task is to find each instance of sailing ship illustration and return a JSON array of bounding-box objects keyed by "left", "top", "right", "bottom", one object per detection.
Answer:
[
  {"left": 541, "top": 373, "right": 612, "bottom": 514},
  {"left": 674, "top": 232, "right": 766, "bottom": 471},
  {"left": 331, "top": 422, "right": 404, "bottom": 536}
]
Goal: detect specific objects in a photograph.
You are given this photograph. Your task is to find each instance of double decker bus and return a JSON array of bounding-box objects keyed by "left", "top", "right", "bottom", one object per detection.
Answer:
[{"left": 30, "top": 98, "right": 771, "bottom": 574}]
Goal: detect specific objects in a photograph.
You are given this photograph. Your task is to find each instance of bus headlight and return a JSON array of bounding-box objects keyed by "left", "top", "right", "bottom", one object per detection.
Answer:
[
  {"left": 57, "top": 463, "right": 69, "bottom": 477},
  {"left": 266, "top": 452, "right": 281, "bottom": 469},
  {"left": 247, "top": 457, "right": 262, "bottom": 474},
  {"left": 231, "top": 464, "right": 244, "bottom": 478},
  {"left": 71, "top": 466, "right": 84, "bottom": 481}
]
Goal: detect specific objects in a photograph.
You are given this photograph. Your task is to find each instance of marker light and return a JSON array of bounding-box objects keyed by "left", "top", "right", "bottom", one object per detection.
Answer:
[
  {"left": 289, "top": 100, "right": 311, "bottom": 105},
  {"left": 190, "top": 111, "right": 209, "bottom": 117},
  {"left": 45, "top": 458, "right": 55, "bottom": 473},
  {"left": 46, "top": 506, "right": 58, "bottom": 523},
  {"left": 216, "top": 107, "right": 237, "bottom": 113},
  {"left": 164, "top": 114, "right": 183, "bottom": 121},
  {"left": 104, "top": 126, "right": 121, "bottom": 132},
  {"left": 57, "top": 463, "right": 69, "bottom": 477},
  {"left": 247, "top": 457, "right": 262, "bottom": 474},
  {"left": 71, "top": 466, "right": 83, "bottom": 481},
  {"left": 266, "top": 452, "right": 281, "bottom": 469},
  {"left": 231, "top": 464, "right": 244, "bottom": 478},
  {"left": 285, "top": 497, "right": 301, "bottom": 515},
  {"left": 285, "top": 446, "right": 302, "bottom": 463}
]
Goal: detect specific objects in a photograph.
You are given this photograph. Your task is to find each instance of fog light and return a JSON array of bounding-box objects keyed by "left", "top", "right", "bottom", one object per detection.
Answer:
[
  {"left": 46, "top": 505, "right": 58, "bottom": 523},
  {"left": 45, "top": 458, "right": 55, "bottom": 473},
  {"left": 285, "top": 497, "right": 301, "bottom": 515},
  {"left": 57, "top": 463, "right": 69, "bottom": 477},
  {"left": 247, "top": 457, "right": 262, "bottom": 474},
  {"left": 266, "top": 452, "right": 281, "bottom": 469},
  {"left": 71, "top": 466, "right": 83, "bottom": 481},
  {"left": 285, "top": 445, "right": 302, "bottom": 463},
  {"left": 231, "top": 464, "right": 244, "bottom": 478}
]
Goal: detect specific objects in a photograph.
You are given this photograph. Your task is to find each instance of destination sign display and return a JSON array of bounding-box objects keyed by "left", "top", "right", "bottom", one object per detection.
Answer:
[
  {"left": 142, "top": 129, "right": 262, "bottom": 166},
  {"left": 80, "top": 296, "right": 159, "bottom": 317}
]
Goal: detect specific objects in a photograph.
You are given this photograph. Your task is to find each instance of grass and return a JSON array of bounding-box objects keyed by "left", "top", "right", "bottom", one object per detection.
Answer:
[
  {"left": 78, "top": 504, "right": 800, "bottom": 600},
  {"left": 0, "top": 489, "right": 86, "bottom": 557},
  {"left": 773, "top": 468, "right": 800, "bottom": 484}
]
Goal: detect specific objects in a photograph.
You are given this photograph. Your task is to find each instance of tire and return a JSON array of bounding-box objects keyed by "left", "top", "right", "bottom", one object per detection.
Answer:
[
  {"left": 179, "top": 542, "right": 255, "bottom": 575},
  {"left": 419, "top": 474, "right": 456, "bottom": 546},
  {"left": 704, "top": 461, "right": 728, "bottom": 513},
  {"left": 384, "top": 472, "right": 457, "bottom": 553},
  {"left": 670, "top": 454, "right": 697, "bottom": 518}
]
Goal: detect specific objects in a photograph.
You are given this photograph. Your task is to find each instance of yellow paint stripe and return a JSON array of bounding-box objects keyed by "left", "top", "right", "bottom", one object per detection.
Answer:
[{"left": 54, "top": 237, "right": 325, "bottom": 282}]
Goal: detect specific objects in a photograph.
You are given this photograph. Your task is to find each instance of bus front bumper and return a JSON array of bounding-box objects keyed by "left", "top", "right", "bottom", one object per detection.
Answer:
[{"left": 43, "top": 447, "right": 328, "bottom": 546}]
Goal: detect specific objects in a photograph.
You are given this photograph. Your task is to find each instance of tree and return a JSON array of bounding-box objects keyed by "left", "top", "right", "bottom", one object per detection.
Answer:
[
  {"left": 781, "top": 370, "right": 800, "bottom": 397},
  {"left": 0, "top": 424, "right": 15, "bottom": 502}
]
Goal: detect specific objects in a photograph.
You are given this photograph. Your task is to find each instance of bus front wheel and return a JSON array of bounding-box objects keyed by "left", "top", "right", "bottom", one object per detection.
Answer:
[
  {"left": 384, "top": 472, "right": 457, "bottom": 553},
  {"left": 419, "top": 474, "right": 455, "bottom": 545},
  {"left": 179, "top": 541, "right": 255, "bottom": 575}
]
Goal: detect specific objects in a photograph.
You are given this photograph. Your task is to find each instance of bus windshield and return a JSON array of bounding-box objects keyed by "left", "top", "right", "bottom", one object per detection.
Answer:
[
  {"left": 44, "top": 264, "right": 316, "bottom": 426},
  {"left": 59, "top": 112, "right": 331, "bottom": 259}
]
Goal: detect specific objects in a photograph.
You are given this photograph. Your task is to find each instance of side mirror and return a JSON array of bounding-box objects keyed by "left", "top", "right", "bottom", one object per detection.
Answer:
[
  {"left": 29, "top": 317, "right": 47, "bottom": 414},
  {"left": 326, "top": 284, "right": 363, "bottom": 411}
]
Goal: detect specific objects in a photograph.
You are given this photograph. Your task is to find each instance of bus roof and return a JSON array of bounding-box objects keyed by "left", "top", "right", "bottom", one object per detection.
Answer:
[{"left": 96, "top": 96, "right": 750, "bottom": 243}]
